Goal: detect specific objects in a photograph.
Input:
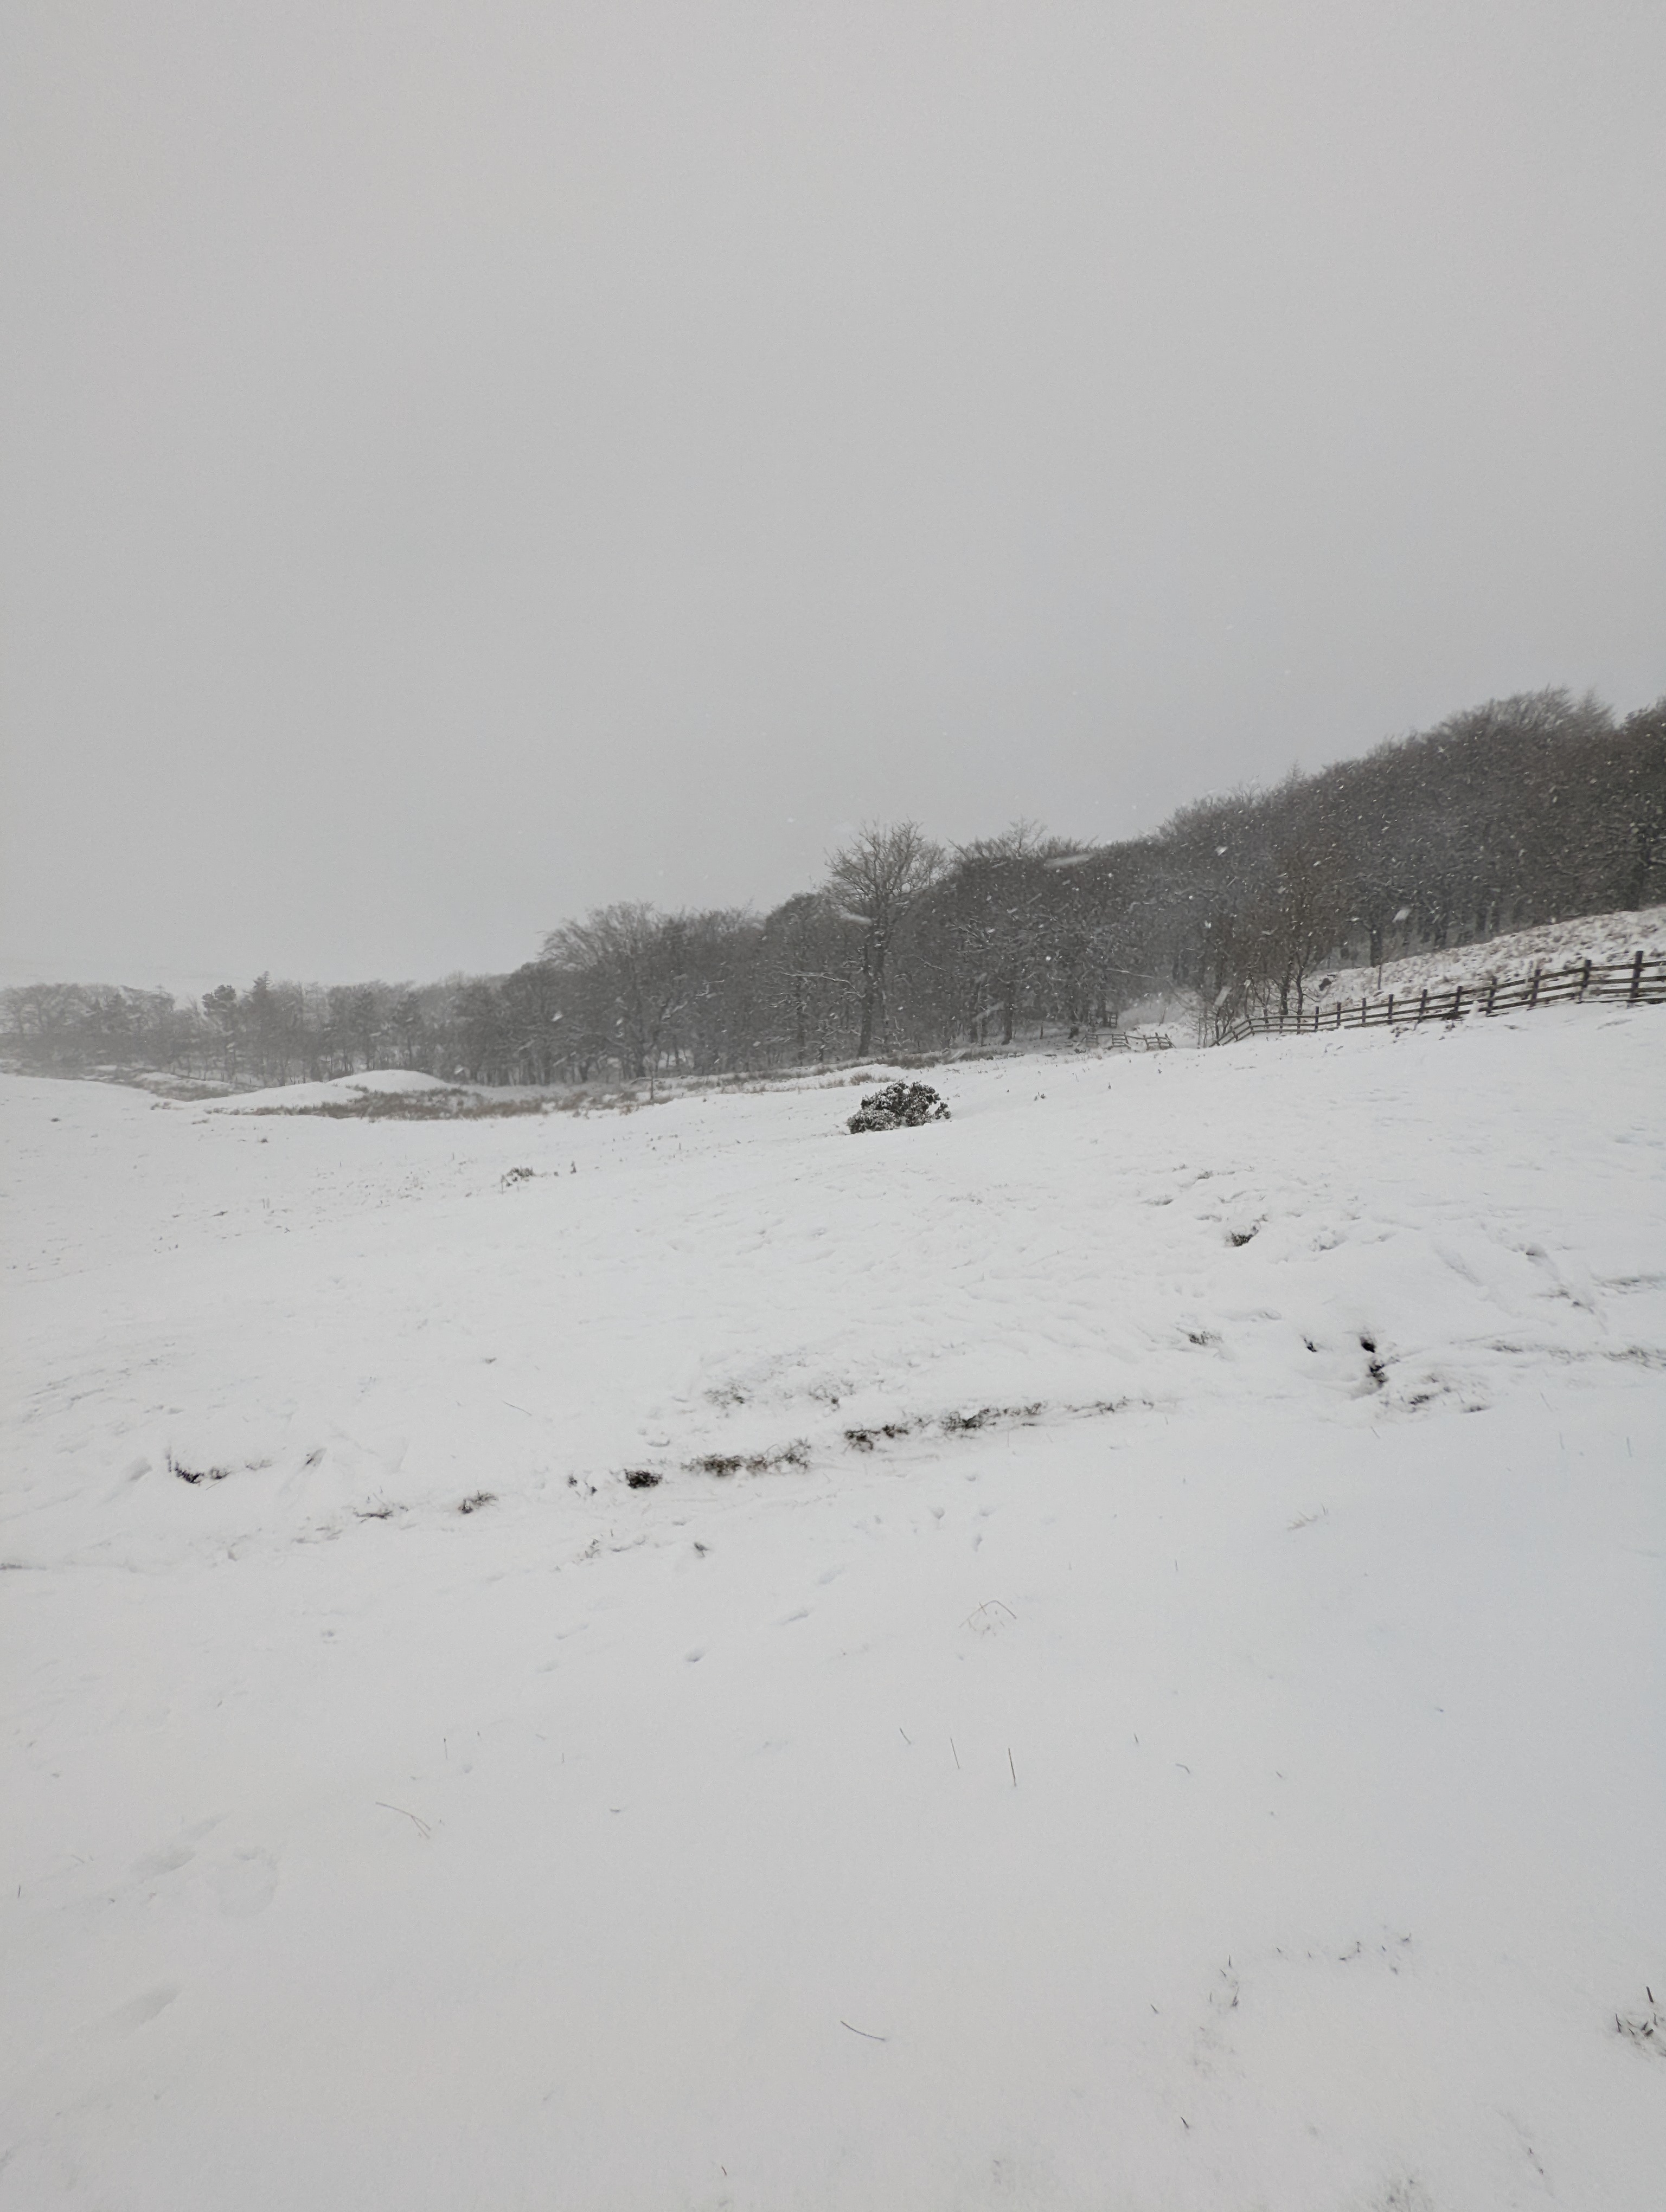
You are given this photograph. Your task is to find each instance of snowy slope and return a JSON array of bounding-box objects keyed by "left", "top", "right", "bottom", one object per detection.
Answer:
[
  {"left": 206, "top": 1068, "right": 471, "bottom": 1113},
  {"left": 3, "top": 1010, "right": 1664, "bottom": 2211},
  {"left": 1319, "top": 903, "right": 1666, "bottom": 1006}
]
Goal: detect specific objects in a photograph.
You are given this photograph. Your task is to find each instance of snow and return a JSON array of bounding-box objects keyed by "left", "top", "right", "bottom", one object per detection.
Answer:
[
  {"left": 3, "top": 1007, "right": 1664, "bottom": 2210},
  {"left": 206, "top": 1067, "right": 466, "bottom": 1113},
  {"left": 1318, "top": 903, "right": 1666, "bottom": 1006}
]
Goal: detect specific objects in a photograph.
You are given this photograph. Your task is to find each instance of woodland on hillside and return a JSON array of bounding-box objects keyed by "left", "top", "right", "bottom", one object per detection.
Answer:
[{"left": 6, "top": 688, "right": 1663, "bottom": 1089}]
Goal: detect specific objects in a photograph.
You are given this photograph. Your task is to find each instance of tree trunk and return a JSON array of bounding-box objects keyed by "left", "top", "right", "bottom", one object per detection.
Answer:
[
  {"left": 855, "top": 942, "right": 876, "bottom": 1057},
  {"left": 1626, "top": 812, "right": 1663, "bottom": 908}
]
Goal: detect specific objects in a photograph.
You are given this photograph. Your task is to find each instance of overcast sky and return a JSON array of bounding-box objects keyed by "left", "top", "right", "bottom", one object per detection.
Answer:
[{"left": 3, "top": 1, "right": 1663, "bottom": 991}]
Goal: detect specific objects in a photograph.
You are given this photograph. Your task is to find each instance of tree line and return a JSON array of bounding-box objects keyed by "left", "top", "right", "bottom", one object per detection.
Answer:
[{"left": 6, "top": 687, "right": 1663, "bottom": 1089}]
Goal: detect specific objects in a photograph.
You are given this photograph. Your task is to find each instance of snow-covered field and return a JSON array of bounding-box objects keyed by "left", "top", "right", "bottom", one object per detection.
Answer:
[{"left": 3, "top": 1008, "right": 1664, "bottom": 2210}]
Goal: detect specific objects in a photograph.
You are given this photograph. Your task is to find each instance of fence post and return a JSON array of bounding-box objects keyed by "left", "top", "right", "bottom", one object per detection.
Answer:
[
  {"left": 1484, "top": 977, "right": 1496, "bottom": 1017},
  {"left": 1579, "top": 959, "right": 1591, "bottom": 1001},
  {"left": 1417, "top": 988, "right": 1427, "bottom": 1022},
  {"left": 1385, "top": 994, "right": 1394, "bottom": 1027},
  {"left": 1452, "top": 985, "right": 1464, "bottom": 1021},
  {"left": 1528, "top": 967, "right": 1541, "bottom": 1008},
  {"left": 1631, "top": 949, "right": 1644, "bottom": 1005}
]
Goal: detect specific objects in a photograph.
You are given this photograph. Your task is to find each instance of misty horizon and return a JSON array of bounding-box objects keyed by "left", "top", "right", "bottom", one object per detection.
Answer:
[
  {"left": 5, "top": 4, "right": 1664, "bottom": 983},
  {"left": 0, "top": 677, "right": 1650, "bottom": 1001}
]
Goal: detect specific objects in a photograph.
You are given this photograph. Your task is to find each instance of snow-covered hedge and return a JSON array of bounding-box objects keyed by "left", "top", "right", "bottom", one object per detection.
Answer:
[{"left": 847, "top": 1081, "right": 951, "bottom": 1134}]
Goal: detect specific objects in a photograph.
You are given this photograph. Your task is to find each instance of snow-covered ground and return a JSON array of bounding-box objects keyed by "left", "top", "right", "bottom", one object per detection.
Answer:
[
  {"left": 205, "top": 1066, "right": 471, "bottom": 1114},
  {"left": 3, "top": 1007, "right": 1664, "bottom": 2211},
  {"left": 1318, "top": 903, "right": 1666, "bottom": 1007}
]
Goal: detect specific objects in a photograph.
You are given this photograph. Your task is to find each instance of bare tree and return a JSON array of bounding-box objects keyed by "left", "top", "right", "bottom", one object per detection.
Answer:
[
  {"left": 826, "top": 822, "right": 944, "bottom": 1055},
  {"left": 756, "top": 892, "right": 859, "bottom": 1064},
  {"left": 1225, "top": 843, "right": 1349, "bottom": 1026},
  {"left": 542, "top": 903, "right": 691, "bottom": 1090},
  {"left": 202, "top": 985, "right": 240, "bottom": 1084},
  {"left": 1612, "top": 699, "right": 1666, "bottom": 909}
]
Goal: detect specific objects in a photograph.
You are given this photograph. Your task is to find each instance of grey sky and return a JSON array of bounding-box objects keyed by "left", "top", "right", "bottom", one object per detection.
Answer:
[{"left": 3, "top": 1, "right": 1663, "bottom": 991}]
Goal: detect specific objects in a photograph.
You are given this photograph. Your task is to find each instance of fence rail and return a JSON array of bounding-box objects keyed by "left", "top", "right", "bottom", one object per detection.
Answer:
[{"left": 1220, "top": 949, "right": 1666, "bottom": 1045}]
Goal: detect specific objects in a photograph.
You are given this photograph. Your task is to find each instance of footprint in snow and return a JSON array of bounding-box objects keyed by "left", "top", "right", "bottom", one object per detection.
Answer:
[
  {"left": 208, "top": 1847, "right": 278, "bottom": 1918},
  {"left": 94, "top": 1985, "right": 180, "bottom": 2037},
  {"left": 132, "top": 1843, "right": 195, "bottom": 1880},
  {"left": 131, "top": 1813, "right": 223, "bottom": 1882}
]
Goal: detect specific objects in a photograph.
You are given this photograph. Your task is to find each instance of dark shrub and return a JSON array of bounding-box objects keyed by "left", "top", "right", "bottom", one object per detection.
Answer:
[{"left": 847, "top": 1081, "right": 951, "bottom": 1134}]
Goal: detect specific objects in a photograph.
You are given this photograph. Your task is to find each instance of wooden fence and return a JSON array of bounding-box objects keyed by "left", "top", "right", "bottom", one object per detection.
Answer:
[{"left": 1220, "top": 949, "right": 1666, "bottom": 1045}]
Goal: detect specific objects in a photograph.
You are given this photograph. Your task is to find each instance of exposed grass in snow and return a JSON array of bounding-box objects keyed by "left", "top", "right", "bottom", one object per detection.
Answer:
[{"left": 3, "top": 1006, "right": 1664, "bottom": 2210}]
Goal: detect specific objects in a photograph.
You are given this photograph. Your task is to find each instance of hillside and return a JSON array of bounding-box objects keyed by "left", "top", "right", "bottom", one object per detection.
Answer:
[
  {"left": 1319, "top": 901, "right": 1666, "bottom": 1008},
  {"left": 3, "top": 1005, "right": 1664, "bottom": 2210}
]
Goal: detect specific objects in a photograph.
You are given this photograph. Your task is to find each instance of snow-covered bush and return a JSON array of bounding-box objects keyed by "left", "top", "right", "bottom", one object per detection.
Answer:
[{"left": 847, "top": 1081, "right": 951, "bottom": 1134}]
